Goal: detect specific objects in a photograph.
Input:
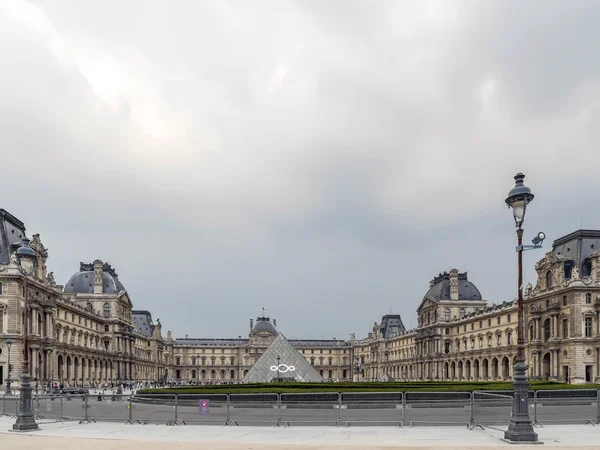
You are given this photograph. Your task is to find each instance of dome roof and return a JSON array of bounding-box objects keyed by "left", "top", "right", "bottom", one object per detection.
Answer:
[
  {"left": 64, "top": 261, "right": 125, "bottom": 294},
  {"left": 423, "top": 270, "right": 482, "bottom": 302},
  {"left": 252, "top": 316, "right": 277, "bottom": 334}
]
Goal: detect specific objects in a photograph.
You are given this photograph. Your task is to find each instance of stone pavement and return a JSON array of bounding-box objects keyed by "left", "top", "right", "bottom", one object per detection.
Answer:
[{"left": 0, "top": 417, "right": 599, "bottom": 449}]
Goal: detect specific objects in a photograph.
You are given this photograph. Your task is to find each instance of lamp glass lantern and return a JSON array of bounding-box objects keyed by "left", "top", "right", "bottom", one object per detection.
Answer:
[{"left": 505, "top": 173, "right": 534, "bottom": 228}]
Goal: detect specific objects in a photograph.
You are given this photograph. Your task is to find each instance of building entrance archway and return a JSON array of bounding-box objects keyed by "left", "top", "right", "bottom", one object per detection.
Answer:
[{"left": 542, "top": 353, "right": 551, "bottom": 380}]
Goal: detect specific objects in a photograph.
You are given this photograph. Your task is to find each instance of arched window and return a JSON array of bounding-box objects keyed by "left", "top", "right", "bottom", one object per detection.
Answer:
[
  {"left": 544, "top": 319, "right": 551, "bottom": 341},
  {"left": 87, "top": 302, "right": 93, "bottom": 312},
  {"left": 459, "top": 308, "right": 466, "bottom": 319},
  {"left": 546, "top": 271, "right": 552, "bottom": 289},
  {"left": 529, "top": 325, "right": 535, "bottom": 341},
  {"left": 103, "top": 303, "right": 110, "bottom": 318},
  {"left": 220, "top": 370, "right": 225, "bottom": 380},
  {"left": 191, "top": 370, "right": 196, "bottom": 378},
  {"left": 310, "top": 358, "right": 315, "bottom": 365}
]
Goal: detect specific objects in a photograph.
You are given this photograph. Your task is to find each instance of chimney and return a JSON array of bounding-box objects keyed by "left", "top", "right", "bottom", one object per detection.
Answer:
[
  {"left": 449, "top": 269, "right": 459, "bottom": 300},
  {"left": 93, "top": 259, "right": 103, "bottom": 294},
  {"left": 273, "top": 318, "right": 276, "bottom": 327},
  {"left": 250, "top": 318, "right": 254, "bottom": 331}
]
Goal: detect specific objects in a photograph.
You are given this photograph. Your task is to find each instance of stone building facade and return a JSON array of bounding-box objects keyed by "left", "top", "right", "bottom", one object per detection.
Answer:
[
  {"left": 1, "top": 206, "right": 600, "bottom": 387},
  {"left": 170, "top": 316, "right": 352, "bottom": 383},
  {"left": 355, "top": 230, "right": 600, "bottom": 385}
]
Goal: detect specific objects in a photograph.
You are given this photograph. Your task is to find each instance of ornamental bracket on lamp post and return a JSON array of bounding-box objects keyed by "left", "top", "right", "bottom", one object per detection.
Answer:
[{"left": 503, "top": 173, "right": 540, "bottom": 443}]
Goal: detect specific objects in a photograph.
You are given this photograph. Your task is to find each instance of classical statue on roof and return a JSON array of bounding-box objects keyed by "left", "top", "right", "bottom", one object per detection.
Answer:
[{"left": 45, "top": 271, "right": 56, "bottom": 287}]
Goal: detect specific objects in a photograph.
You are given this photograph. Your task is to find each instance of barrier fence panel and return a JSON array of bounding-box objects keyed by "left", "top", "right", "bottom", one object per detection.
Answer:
[
  {"left": 59, "top": 394, "right": 87, "bottom": 422},
  {"left": 535, "top": 389, "right": 598, "bottom": 425},
  {"left": 472, "top": 391, "right": 514, "bottom": 427},
  {"left": 176, "top": 394, "right": 228, "bottom": 425},
  {"left": 404, "top": 391, "right": 471, "bottom": 426},
  {"left": 87, "top": 394, "right": 131, "bottom": 423},
  {"left": 33, "top": 394, "right": 64, "bottom": 422},
  {"left": 229, "top": 394, "right": 278, "bottom": 426},
  {"left": 4, "top": 395, "right": 19, "bottom": 418},
  {"left": 0, "top": 394, "right": 11, "bottom": 417},
  {"left": 340, "top": 392, "right": 402, "bottom": 426},
  {"left": 280, "top": 393, "right": 340, "bottom": 426},
  {"left": 131, "top": 393, "right": 176, "bottom": 424}
]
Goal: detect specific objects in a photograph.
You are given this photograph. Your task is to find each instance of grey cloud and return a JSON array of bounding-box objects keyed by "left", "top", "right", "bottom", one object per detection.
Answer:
[{"left": 1, "top": 0, "right": 599, "bottom": 339}]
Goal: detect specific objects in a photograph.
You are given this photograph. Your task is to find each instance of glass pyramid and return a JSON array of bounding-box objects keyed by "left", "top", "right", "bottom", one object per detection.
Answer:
[{"left": 241, "top": 333, "right": 324, "bottom": 383}]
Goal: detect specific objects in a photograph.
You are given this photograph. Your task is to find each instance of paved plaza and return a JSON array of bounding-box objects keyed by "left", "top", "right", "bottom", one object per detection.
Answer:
[{"left": 1, "top": 417, "right": 600, "bottom": 449}]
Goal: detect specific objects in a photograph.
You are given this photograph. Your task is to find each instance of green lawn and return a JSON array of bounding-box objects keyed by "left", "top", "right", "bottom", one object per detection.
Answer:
[{"left": 137, "top": 381, "right": 600, "bottom": 395}]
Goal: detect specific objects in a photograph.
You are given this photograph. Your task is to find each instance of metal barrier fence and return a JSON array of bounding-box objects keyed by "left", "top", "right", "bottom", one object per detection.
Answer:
[{"left": 1, "top": 389, "right": 599, "bottom": 428}]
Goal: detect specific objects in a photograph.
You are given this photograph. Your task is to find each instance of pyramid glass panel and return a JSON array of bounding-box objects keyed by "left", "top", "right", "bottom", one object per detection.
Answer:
[{"left": 241, "top": 333, "right": 324, "bottom": 383}]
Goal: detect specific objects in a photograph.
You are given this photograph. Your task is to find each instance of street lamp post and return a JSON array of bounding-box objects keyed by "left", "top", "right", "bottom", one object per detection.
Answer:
[
  {"left": 504, "top": 173, "right": 538, "bottom": 443},
  {"left": 276, "top": 356, "right": 280, "bottom": 383},
  {"left": 6, "top": 338, "right": 12, "bottom": 395},
  {"left": 12, "top": 237, "right": 40, "bottom": 431}
]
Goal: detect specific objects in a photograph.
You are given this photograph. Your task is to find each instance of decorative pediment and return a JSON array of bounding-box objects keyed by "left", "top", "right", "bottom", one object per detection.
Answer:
[
  {"left": 582, "top": 310, "right": 596, "bottom": 317},
  {"left": 535, "top": 252, "right": 567, "bottom": 271},
  {"left": 417, "top": 297, "right": 438, "bottom": 312}
]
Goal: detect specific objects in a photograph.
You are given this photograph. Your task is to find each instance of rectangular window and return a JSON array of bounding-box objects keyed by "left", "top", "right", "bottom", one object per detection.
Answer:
[
  {"left": 563, "top": 296, "right": 568, "bottom": 306},
  {"left": 471, "top": 323, "right": 474, "bottom": 330},
  {"left": 563, "top": 319, "right": 568, "bottom": 339},
  {"left": 479, "top": 321, "right": 482, "bottom": 328},
  {"left": 104, "top": 325, "right": 109, "bottom": 332},
  {"left": 585, "top": 318, "right": 593, "bottom": 337},
  {"left": 497, "top": 317, "right": 501, "bottom": 325},
  {"left": 0, "top": 310, "right": 3, "bottom": 333},
  {"left": 488, "top": 318, "right": 491, "bottom": 326},
  {"left": 507, "top": 314, "right": 511, "bottom": 322}
]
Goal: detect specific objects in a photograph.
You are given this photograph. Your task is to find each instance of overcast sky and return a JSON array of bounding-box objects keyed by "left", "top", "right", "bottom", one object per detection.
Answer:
[{"left": 1, "top": 0, "right": 599, "bottom": 340}]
